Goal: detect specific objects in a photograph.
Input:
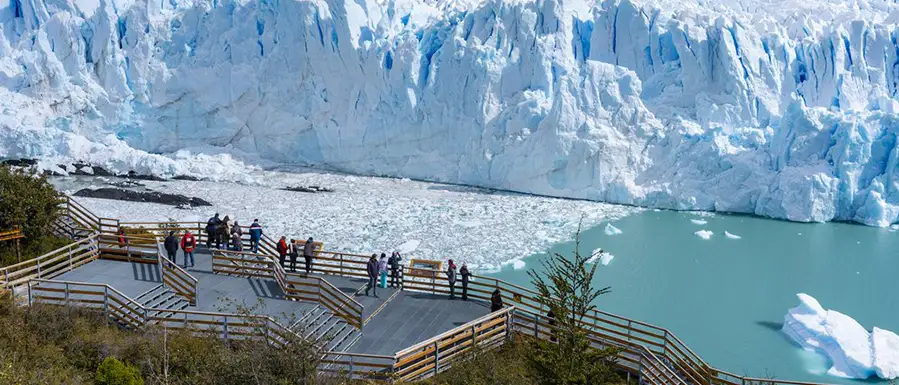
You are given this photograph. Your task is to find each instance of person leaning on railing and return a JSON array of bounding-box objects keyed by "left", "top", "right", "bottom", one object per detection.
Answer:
[
  {"left": 249, "top": 220, "right": 263, "bottom": 253},
  {"left": 388, "top": 251, "right": 403, "bottom": 288},
  {"left": 491, "top": 289, "right": 503, "bottom": 312},
  {"left": 276, "top": 236, "right": 288, "bottom": 268},
  {"left": 206, "top": 213, "right": 221, "bottom": 249},
  {"left": 288, "top": 239, "right": 299, "bottom": 272},
  {"left": 460, "top": 263, "right": 471, "bottom": 301},
  {"left": 164, "top": 231, "right": 179, "bottom": 262},
  {"left": 446, "top": 260, "right": 457, "bottom": 300},
  {"left": 303, "top": 237, "right": 315, "bottom": 274}
]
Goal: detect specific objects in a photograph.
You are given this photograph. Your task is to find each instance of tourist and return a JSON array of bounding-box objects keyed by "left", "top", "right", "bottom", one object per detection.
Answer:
[
  {"left": 219, "top": 216, "right": 231, "bottom": 249},
  {"left": 365, "top": 254, "right": 378, "bottom": 297},
  {"left": 378, "top": 253, "right": 388, "bottom": 288},
  {"left": 388, "top": 251, "right": 403, "bottom": 288},
  {"left": 205, "top": 213, "right": 221, "bottom": 248},
  {"left": 446, "top": 259, "right": 457, "bottom": 300},
  {"left": 163, "top": 231, "right": 178, "bottom": 262},
  {"left": 231, "top": 230, "right": 242, "bottom": 251},
  {"left": 303, "top": 237, "right": 315, "bottom": 274},
  {"left": 117, "top": 228, "right": 128, "bottom": 248},
  {"left": 289, "top": 239, "right": 299, "bottom": 272},
  {"left": 277, "top": 236, "right": 289, "bottom": 268},
  {"left": 249, "top": 219, "right": 263, "bottom": 253},
  {"left": 231, "top": 220, "right": 243, "bottom": 248},
  {"left": 491, "top": 289, "right": 504, "bottom": 312},
  {"left": 180, "top": 230, "right": 196, "bottom": 268},
  {"left": 460, "top": 263, "right": 471, "bottom": 301}
]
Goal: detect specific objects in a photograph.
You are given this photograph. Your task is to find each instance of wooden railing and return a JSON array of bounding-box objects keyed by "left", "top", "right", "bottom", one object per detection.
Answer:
[
  {"left": 156, "top": 238, "right": 198, "bottom": 306},
  {"left": 0, "top": 235, "right": 100, "bottom": 290},
  {"left": 211, "top": 249, "right": 363, "bottom": 329},
  {"left": 319, "top": 352, "right": 395, "bottom": 380},
  {"left": 39, "top": 202, "right": 830, "bottom": 385},
  {"left": 393, "top": 306, "right": 513, "bottom": 382},
  {"left": 26, "top": 278, "right": 299, "bottom": 347}
]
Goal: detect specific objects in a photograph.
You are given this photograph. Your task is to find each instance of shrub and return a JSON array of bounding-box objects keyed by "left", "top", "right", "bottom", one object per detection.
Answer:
[
  {"left": 0, "top": 164, "right": 66, "bottom": 265},
  {"left": 95, "top": 357, "right": 144, "bottom": 385}
]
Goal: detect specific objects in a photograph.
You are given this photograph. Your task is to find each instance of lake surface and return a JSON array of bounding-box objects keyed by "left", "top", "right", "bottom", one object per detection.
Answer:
[{"left": 487, "top": 210, "right": 899, "bottom": 384}]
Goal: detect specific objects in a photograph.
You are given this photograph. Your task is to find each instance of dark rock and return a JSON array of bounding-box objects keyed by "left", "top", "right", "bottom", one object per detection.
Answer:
[
  {"left": 119, "top": 171, "right": 167, "bottom": 181},
  {"left": 70, "top": 163, "right": 114, "bottom": 177},
  {"left": 74, "top": 188, "right": 212, "bottom": 207},
  {"left": 1, "top": 159, "right": 37, "bottom": 167},
  {"left": 172, "top": 175, "right": 201, "bottom": 181},
  {"left": 107, "top": 180, "right": 146, "bottom": 188},
  {"left": 280, "top": 185, "right": 335, "bottom": 193}
]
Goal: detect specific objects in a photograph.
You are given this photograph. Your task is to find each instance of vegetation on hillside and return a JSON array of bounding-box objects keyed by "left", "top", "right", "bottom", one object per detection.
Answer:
[
  {"left": 0, "top": 298, "right": 348, "bottom": 385},
  {"left": 0, "top": 164, "right": 68, "bottom": 265}
]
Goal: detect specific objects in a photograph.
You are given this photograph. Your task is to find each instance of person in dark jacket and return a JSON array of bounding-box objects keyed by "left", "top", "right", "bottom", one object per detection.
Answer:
[
  {"left": 388, "top": 251, "right": 403, "bottom": 288},
  {"left": 490, "top": 289, "right": 504, "bottom": 312},
  {"left": 219, "top": 216, "right": 231, "bottom": 249},
  {"left": 303, "top": 237, "right": 315, "bottom": 274},
  {"left": 206, "top": 213, "right": 221, "bottom": 248},
  {"left": 277, "top": 236, "right": 289, "bottom": 268},
  {"left": 163, "top": 231, "right": 179, "bottom": 262},
  {"left": 248, "top": 219, "right": 263, "bottom": 253},
  {"left": 289, "top": 239, "right": 299, "bottom": 272},
  {"left": 460, "top": 263, "right": 471, "bottom": 301},
  {"left": 446, "top": 259, "right": 457, "bottom": 300},
  {"left": 365, "top": 254, "right": 378, "bottom": 297}
]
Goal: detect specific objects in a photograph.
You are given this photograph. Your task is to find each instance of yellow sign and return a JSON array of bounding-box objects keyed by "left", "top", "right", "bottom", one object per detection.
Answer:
[{"left": 408, "top": 259, "right": 443, "bottom": 278}]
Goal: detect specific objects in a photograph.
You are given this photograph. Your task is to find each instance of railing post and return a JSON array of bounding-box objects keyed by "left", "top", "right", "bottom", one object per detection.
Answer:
[
  {"left": 223, "top": 316, "right": 229, "bottom": 339},
  {"left": 433, "top": 341, "right": 440, "bottom": 376},
  {"left": 64, "top": 282, "right": 70, "bottom": 303},
  {"left": 36, "top": 257, "right": 42, "bottom": 278},
  {"left": 27, "top": 280, "right": 32, "bottom": 306},
  {"left": 349, "top": 355, "right": 355, "bottom": 378},
  {"left": 506, "top": 310, "right": 512, "bottom": 340},
  {"left": 68, "top": 246, "right": 73, "bottom": 271},
  {"left": 627, "top": 320, "right": 633, "bottom": 343},
  {"left": 471, "top": 325, "right": 477, "bottom": 347},
  {"left": 104, "top": 286, "right": 109, "bottom": 320},
  {"left": 534, "top": 314, "right": 540, "bottom": 337}
]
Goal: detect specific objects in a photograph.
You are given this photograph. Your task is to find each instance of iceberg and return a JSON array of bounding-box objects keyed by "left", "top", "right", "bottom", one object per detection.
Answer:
[
  {"left": 604, "top": 224, "right": 623, "bottom": 236},
  {"left": 782, "top": 293, "right": 899, "bottom": 380},
  {"left": 724, "top": 231, "right": 741, "bottom": 239},
  {"left": 694, "top": 230, "right": 713, "bottom": 240},
  {"left": 690, "top": 219, "right": 708, "bottom": 225},
  {"left": 4, "top": 0, "right": 899, "bottom": 226}
]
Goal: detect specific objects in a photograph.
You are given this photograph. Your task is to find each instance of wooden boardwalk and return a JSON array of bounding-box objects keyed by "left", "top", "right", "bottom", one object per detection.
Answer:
[{"left": 55, "top": 245, "right": 487, "bottom": 355}]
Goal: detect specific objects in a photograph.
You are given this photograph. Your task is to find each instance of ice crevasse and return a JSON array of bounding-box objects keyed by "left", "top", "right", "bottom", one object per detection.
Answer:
[
  {"left": 4, "top": 0, "right": 899, "bottom": 226},
  {"left": 782, "top": 293, "right": 899, "bottom": 380}
]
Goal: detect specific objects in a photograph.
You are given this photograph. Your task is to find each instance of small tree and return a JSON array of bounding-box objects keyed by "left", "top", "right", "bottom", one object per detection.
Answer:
[
  {"left": 95, "top": 356, "right": 144, "bottom": 385},
  {"left": 0, "top": 164, "right": 65, "bottom": 264},
  {"left": 526, "top": 220, "right": 622, "bottom": 385}
]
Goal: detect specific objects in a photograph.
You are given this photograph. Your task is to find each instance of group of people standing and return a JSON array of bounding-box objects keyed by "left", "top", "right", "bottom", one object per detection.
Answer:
[
  {"left": 205, "top": 213, "right": 263, "bottom": 253},
  {"left": 162, "top": 230, "right": 197, "bottom": 268},
  {"left": 364, "top": 252, "right": 403, "bottom": 297},
  {"left": 275, "top": 236, "right": 317, "bottom": 274}
]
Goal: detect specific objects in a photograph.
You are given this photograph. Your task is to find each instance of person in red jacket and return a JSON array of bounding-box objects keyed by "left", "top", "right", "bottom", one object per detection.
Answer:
[
  {"left": 276, "top": 236, "right": 289, "bottom": 268},
  {"left": 181, "top": 231, "right": 197, "bottom": 268}
]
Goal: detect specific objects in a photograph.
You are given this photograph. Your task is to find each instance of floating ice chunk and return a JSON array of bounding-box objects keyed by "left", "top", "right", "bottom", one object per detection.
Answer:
[
  {"left": 600, "top": 253, "right": 615, "bottom": 265},
  {"left": 782, "top": 293, "right": 899, "bottom": 380},
  {"left": 873, "top": 328, "right": 899, "bottom": 379},
  {"left": 724, "top": 231, "right": 741, "bottom": 239},
  {"left": 798, "top": 233, "right": 803, "bottom": 236},
  {"left": 694, "top": 230, "right": 713, "bottom": 240},
  {"left": 396, "top": 239, "right": 420, "bottom": 254},
  {"left": 690, "top": 219, "right": 708, "bottom": 225},
  {"left": 502, "top": 258, "right": 526, "bottom": 270},
  {"left": 604, "top": 224, "right": 622, "bottom": 236}
]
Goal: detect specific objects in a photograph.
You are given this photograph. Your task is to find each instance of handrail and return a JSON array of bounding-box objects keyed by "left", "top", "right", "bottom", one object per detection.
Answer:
[
  {"left": 0, "top": 234, "right": 99, "bottom": 289},
  {"left": 395, "top": 306, "right": 514, "bottom": 357},
  {"left": 155, "top": 237, "right": 199, "bottom": 306},
  {"left": 211, "top": 249, "right": 364, "bottom": 330}
]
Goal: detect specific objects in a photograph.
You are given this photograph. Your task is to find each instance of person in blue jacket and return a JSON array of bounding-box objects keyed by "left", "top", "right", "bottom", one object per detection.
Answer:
[{"left": 248, "top": 219, "right": 263, "bottom": 253}]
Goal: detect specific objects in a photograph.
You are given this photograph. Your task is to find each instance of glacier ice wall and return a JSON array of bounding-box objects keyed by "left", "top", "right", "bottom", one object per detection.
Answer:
[{"left": 4, "top": 0, "right": 899, "bottom": 226}]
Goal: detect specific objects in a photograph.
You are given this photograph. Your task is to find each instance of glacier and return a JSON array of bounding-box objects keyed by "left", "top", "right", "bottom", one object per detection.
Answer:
[
  {"left": 782, "top": 293, "right": 899, "bottom": 380},
  {"left": 4, "top": 0, "right": 899, "bottom": 226}
]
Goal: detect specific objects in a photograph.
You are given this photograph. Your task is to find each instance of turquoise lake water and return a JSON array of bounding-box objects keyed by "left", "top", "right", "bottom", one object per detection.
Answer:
[{"left": 486, "top": 210, "right": 899, "bottom": 384}]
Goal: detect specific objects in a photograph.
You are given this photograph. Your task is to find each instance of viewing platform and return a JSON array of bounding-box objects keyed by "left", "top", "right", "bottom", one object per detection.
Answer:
[{"left": 0, "top": 197, "right": 832, "bottom": 385}]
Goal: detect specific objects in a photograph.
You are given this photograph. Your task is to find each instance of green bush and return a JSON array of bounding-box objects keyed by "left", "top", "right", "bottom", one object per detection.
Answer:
[
  {"left": 95, "top": 357, "right": 144, "bottom": 385},
  {"left": 0, "top": 164, "right": 67, "bottom": 265}
]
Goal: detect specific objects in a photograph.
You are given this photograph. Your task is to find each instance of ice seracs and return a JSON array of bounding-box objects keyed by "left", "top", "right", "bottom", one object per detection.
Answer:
[
  {"left": 782, "top": 293, "right": 899, "bottom": 380},
  {"left": 5, "top": 0, "right": 899, "bottom": 227}
]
